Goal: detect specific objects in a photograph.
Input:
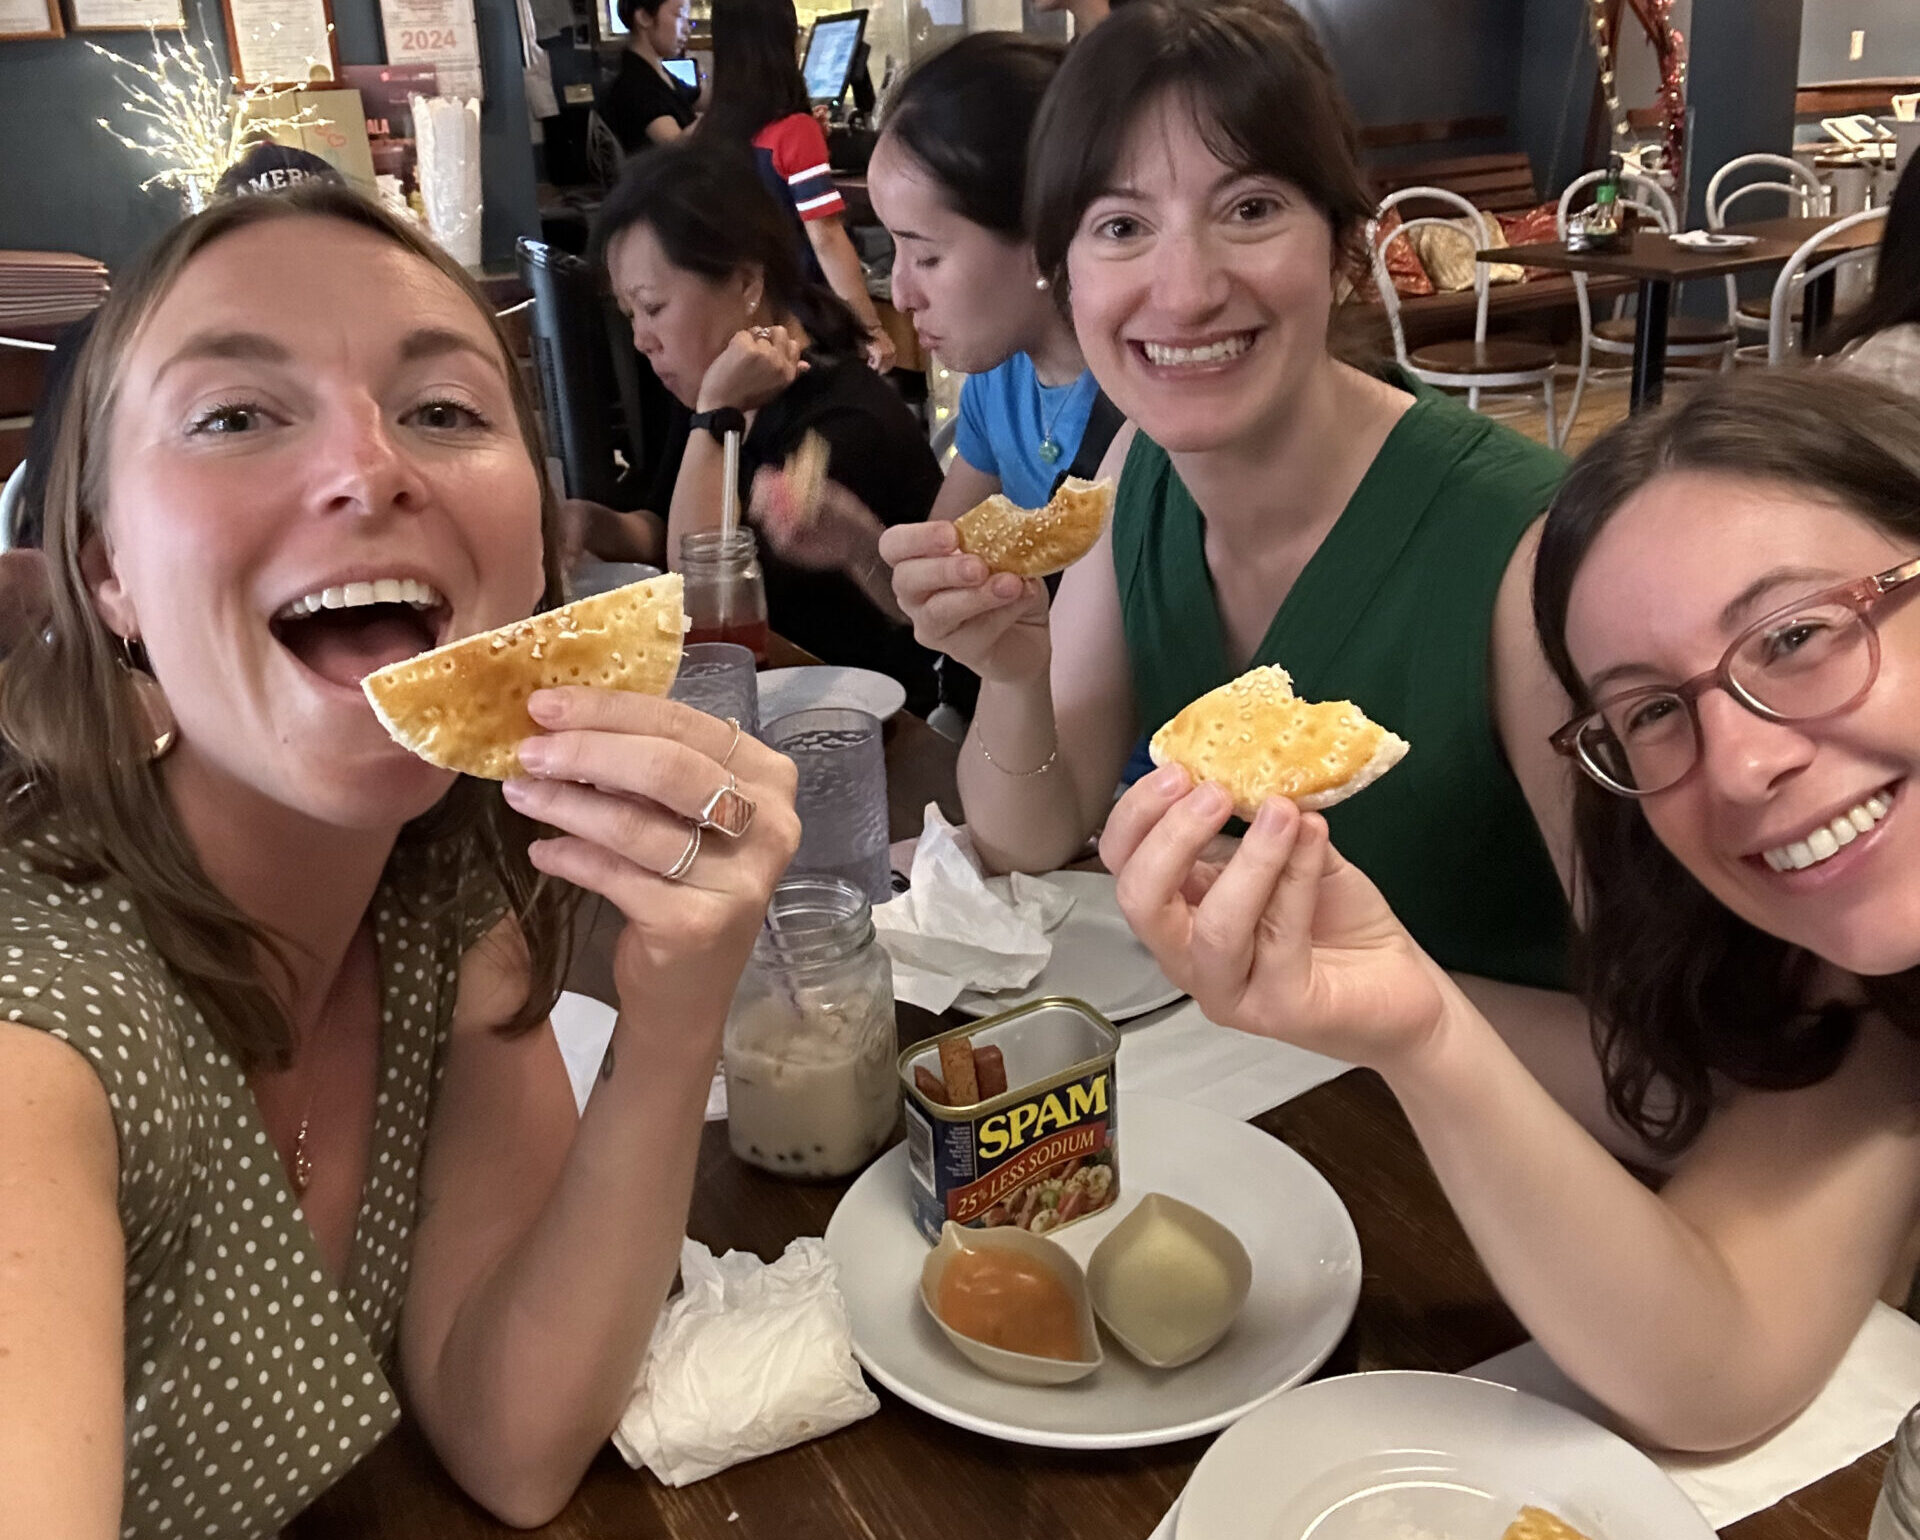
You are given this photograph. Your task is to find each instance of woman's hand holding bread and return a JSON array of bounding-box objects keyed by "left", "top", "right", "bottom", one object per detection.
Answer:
[
  {"left": 879, "top": 518, "right": 1053, "bottom": 685},
  {"left": 1101, "top": 765, "right": 1450, "bottom": 1075}
]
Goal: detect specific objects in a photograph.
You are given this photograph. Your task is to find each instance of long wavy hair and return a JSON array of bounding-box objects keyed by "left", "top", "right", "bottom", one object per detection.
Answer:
[
  {"left": 703, "top": 0, "right": 809, "bottom": 146},
  {"left": 0, "top": 184, "right": 578, "bottom": 1071},
  {"left": 1533, "top": 371, "right": 1920, "bottom": 1153}
]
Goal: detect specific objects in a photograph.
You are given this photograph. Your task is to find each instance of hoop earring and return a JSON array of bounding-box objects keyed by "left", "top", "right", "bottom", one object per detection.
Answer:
[{"left": 117, "top": 637, "right": 176, "bottom": 763}]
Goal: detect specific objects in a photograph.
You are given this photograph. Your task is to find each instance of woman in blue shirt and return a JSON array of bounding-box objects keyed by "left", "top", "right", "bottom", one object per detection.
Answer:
[{"left": 868, "top": 34, "right": 1119, "bottom": 515}]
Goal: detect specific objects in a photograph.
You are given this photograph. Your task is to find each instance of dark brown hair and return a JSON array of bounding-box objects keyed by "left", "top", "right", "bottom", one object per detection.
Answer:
[
  {"left": 1828, "top": 154, "right": 1920, "bottom": 352},
  {"left": 879, "top": 33, "right": 1066, "bottom": 241},
  {"left": 0, "top": 183, "right": 577, "bottom": 1071},
  {"left": 592, "top": 133, "right": 862, "bottom": 358},
  {"left": 1024, "top": 0, "right": 1374, "bottom": 299},
  {"left": 703, "top": 0, "right": 809, "bottom": 146},
  {"left": 1533, "top": 370, "right": 1920, "bottom": 1152}
]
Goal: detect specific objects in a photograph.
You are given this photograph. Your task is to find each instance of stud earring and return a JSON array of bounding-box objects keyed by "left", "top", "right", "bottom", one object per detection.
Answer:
[
  {"left": 1035, "top": 276, "right": 1050, "bottom": 292},
  {"left": 116, "top": 637, "right": 176, "bottom": 762}
]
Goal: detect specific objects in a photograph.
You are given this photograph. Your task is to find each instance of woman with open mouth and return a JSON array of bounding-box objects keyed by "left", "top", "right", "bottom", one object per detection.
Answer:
[
  {"left": 0, "top": 183, "right": 800, "bottom": 1537},
  {"left": 882, "top": 0, "right": 1609, "bottom": 1136},
  {"left": 1101, "top": 369, "right": 1920, "bottom": 1451}
]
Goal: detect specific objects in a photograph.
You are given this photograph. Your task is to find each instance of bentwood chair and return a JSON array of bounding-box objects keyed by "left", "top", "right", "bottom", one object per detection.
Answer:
[
  {"left": 1368, "top": 186, "right": 1562, "bottom": 448},
  {"left": 1766, "top": 206, "right": 1890, "bottom": 367},
  {"left": 1555, "top": 168, "right": 1736, "bottom": 433},
  {"left": 1706, "top": 153, "right": 1830, "bottom": 354}
]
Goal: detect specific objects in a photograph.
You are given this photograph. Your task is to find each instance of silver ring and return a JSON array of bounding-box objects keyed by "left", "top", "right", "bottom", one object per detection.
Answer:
[
  {"left": 662, "top": 823, "right": 702, "bottom": 881},
  {"left": 750, "top": 325, "right": 773, "bottom": 341},
  {"left": 696, "top": 772, "right": 756, "bottom": 838},
  {"left": 719, "top": 716, "right": 743, "bottom": 768}
]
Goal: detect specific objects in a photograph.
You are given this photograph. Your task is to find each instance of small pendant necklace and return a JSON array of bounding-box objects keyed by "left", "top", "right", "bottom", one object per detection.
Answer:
[
  {"left": 1036, "top": 376, "right": 1080, "bottom": 465},
  {"left": 291, "top": 1101, "right": 316, "bottom": 1195}
]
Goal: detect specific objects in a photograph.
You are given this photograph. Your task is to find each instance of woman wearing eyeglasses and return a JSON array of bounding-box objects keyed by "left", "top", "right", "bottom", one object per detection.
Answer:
[{"left": 1100, "top": 370, "right": 1920, "bottom": 1452}]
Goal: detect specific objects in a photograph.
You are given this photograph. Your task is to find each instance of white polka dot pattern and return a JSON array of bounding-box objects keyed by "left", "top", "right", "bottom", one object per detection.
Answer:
[{"left": 0, "top": 830, "right": 507, "bottom": 1540}]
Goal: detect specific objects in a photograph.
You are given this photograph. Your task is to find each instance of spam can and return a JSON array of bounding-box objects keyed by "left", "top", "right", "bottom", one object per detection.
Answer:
[{"left": 899, "top": 998, "right": 1120, "bottom": 1246}]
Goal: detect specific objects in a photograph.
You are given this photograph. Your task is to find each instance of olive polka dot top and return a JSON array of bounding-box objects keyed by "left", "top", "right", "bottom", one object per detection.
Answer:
[{"left": 0, "top": 825, "right": 505, "bottom": 1540}]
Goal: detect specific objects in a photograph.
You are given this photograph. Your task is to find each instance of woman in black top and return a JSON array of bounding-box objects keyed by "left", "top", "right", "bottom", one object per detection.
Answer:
[
  {"left": 600, "top": 0, "right": 696, "bottom": 152},
  {"left": 592, "top": 138, "right": 941, "bottom": 711}
]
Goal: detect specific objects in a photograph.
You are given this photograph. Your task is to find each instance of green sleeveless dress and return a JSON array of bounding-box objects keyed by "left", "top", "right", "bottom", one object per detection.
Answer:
[{"left": 1114, "top": 374, "right": 1571, "bottom": 989}]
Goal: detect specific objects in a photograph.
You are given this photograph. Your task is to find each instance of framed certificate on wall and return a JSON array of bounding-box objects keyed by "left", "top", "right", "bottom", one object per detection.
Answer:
[
  {"left": 378, "top": 0, "right": 483, "bottom": 100},
  {"left": 221, "top": 0, "right": 337, "bottom": 84},
  {"left": 65, "top": 0, "right": 186, "bottom": 29},
  {"left": 0, "top": 0, "right": 63, "bottom": 38}
]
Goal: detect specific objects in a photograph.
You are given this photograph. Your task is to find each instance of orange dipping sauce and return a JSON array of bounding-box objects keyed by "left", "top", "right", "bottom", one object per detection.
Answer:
[{"left": 935, "top": 1248, "right": 1086, "bottom": 1362}]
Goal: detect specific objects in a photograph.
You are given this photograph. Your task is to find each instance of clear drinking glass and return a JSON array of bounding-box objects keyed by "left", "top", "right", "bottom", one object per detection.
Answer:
[
  {"left": 724, "top": 876, "right": 899, "bottom": 1179},
  {"left": 680, "top": 529, "right": 769, "bottom": 663},
  {"left": 669, "top": 642, "right": 761, "bottom": 738},
  {"left": 766, "top": 707, "right": 890, "bottom": 904}
]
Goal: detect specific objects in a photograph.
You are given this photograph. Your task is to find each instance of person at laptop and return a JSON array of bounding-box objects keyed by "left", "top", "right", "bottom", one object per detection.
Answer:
[
  {"left": 601, "top": 0, "right": 697, "bottom": 151},
  {"left": 706, "top": 0, "right": 895, "bottom": 374}
]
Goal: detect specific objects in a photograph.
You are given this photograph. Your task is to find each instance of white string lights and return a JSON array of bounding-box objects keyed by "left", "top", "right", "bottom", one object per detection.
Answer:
[{"left": 90, "top": 28, "right": 327, "bottom": 213}]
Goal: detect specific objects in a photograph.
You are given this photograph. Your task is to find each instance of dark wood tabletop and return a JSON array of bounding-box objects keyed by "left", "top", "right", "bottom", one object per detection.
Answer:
[
  {"left": 291, "top": 682, "right": 1890, "bottom": 1540},
  {"left": 1490, "top": 214, "right": 1883, "bottom": 284}
]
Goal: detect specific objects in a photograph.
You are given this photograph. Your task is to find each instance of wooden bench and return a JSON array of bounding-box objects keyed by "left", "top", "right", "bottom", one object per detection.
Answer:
[{"left": 1352, "top": 135, "right": 1634, "bottom": 351}]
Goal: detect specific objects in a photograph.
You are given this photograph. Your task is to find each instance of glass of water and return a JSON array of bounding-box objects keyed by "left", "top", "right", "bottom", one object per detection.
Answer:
[
  {"left": 765, "top": 707, "right": 890, "bottom": 903},
  {"left": 670, "top": 642, "right": 761, "bottom": 739}
]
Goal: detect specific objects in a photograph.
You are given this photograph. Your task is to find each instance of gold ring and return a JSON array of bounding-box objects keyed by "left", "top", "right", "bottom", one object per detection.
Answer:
[
  {"left": 696, "top": 772, "right": 756, "bottom": 838},
  {"left": 662, "top": 823, "right": 702, "bottom": 881},
  {"left": 719, "top": 716, "right": 744, "bottom": 768}
]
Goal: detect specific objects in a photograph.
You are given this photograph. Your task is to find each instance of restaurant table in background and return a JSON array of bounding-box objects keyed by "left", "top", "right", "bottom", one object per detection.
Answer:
[
  {"left": 291, "top": 647, "right": 1889, "bottom": 1540},
  {"left": 1492, "top": 215, "right": 1886, "bottom": 409}
]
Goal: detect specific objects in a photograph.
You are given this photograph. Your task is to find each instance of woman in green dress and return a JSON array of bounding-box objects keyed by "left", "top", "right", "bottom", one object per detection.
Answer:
[{"left": 882, "top": 0, "right": 1592, "bottom": 1099}]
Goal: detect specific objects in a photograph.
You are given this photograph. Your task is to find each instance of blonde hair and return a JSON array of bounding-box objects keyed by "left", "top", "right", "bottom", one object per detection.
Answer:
[{"left": 0, "top": 184, "right": 576, "bottom": 1069}]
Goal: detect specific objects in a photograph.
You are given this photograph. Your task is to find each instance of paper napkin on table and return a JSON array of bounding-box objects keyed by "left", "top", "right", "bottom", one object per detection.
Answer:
[
  {"left": 871, "top": 804, "right": 1076, "bottom": 1012},
  {"left": 1471, "top": 1301, "right": 1920, "bottom": 1528},
  {"left": 614, "top": 1237, "right": 879, "bottom": 1486},
  {"left": 1116, "top": 997, "right": 1351, "bottom": 1123}
]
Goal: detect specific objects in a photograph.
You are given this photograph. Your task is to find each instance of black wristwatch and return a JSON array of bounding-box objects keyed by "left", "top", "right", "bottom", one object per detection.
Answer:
[{"left": 688, "top": 406, "right": 747, "bottom": 442}]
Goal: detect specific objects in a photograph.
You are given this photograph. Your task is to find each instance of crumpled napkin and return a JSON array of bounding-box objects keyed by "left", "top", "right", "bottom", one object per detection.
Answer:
[
  {"left": 613, "top": 1237, "right": 879, "bottom": 1486},
  {"left": 871, "top": 804, "right": 1076, "bottom": 1011}
]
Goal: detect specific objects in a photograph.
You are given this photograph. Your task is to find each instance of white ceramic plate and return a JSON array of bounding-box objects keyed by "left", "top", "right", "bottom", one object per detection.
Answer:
[
  {"left": 953, "top": 869, "right": 1185, "bottom": 1023},
  {"left": 823, "top": 1092, "right": 1362, "bottom": 1449},
  {"left": 1176, "top": 1370, "right": 1714, "bottom": 1540},
  {"left": 758, "top": 665, "right": 908, "bottom": 725}
]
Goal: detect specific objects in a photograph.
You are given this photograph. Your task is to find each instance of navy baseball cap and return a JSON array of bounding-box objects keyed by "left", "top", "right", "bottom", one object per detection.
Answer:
[{"left": 214, "top": 141, "right": 347, "bottom": 201}]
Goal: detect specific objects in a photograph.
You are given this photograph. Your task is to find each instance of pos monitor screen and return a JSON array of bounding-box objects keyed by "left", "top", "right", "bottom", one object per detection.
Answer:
[{"left": 802, "top": 10, "right": 867, "bottom": 106}]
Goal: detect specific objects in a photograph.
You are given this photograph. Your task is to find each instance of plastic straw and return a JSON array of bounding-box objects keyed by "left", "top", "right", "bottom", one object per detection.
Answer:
[{"left": 718, "top": 428, "right": 741, "bottom": 630}]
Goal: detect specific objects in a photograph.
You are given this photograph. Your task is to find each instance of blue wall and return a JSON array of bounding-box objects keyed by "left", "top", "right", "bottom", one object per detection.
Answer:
[
  {"left": 1298, "top": 0, "right": 1528, "bottom": 133},
  {"left": 0, "top": 0, "right": 539, "bottom": 269}
]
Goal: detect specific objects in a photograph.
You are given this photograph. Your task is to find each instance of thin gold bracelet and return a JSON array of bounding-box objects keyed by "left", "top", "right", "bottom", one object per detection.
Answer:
[{"left": 977, "top": 731, "right": 1058, "bottom": 777}]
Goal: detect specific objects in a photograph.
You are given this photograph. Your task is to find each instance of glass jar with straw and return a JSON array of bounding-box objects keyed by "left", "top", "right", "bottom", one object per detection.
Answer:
[
  {"left": 680, "top": 428, "right": 770, "bottom": 662},
  {"left": 724, "top": 876, "right": 899, "bottom": 1179}
]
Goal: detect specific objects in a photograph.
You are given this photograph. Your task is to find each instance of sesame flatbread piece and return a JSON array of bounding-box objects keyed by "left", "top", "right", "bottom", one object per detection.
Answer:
[
  {"left": 1147, "top": 664, "right": 1409, "bottom": 819},
  {"left": 362, "top": 573, "right": 687, "bottom": 780},
  {"left": 954, "top": 477, "right": 1111, "bottom": 579},
  {"left": 1502, "top": 1508, "right": 1596, "bottom": 1540}
]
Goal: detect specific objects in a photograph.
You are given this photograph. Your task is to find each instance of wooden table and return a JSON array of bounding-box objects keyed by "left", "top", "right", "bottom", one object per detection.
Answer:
[
  {"left": 293, "top": 692, "right": 1891, "bottom": 1540},
  {"left": 1492, "top": 215, "right": 1884, "bottom": 409}
]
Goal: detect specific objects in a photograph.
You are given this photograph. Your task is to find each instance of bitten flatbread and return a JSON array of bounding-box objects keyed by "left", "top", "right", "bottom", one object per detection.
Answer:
[
  {"left": 954, "top": 477, "right": 1111, "bottom": 579},
  {"left": 1502, "top": 1508, "right": 1596, "bottom": 1540},
  {"left": 362, "top": 574, "right": 686, "bottom": 780},
  {"left": 1147, "top": 664, "right": 1408, "bottom": 818}
]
